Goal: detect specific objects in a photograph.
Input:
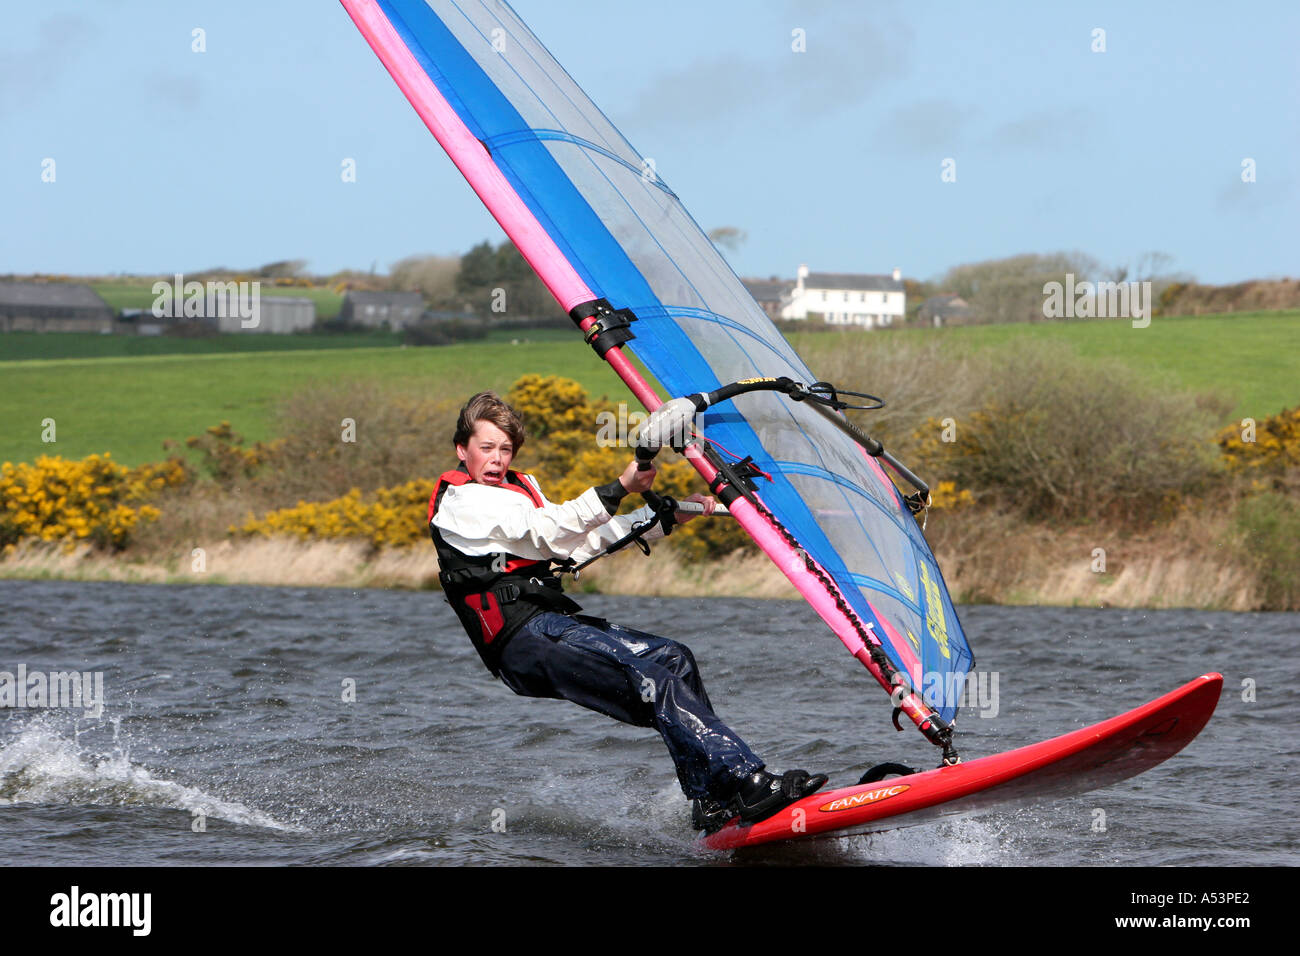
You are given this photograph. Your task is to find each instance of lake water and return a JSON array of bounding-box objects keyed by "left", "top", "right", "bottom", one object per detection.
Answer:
[{"left": 1, "top": 579, "right": 1294, "bottom": 867}]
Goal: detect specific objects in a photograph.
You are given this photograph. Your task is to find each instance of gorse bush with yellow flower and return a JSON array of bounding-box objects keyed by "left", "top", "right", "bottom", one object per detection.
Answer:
[
  {"left": 236, "top": 479, "right": 436, "bottom": 549},
  {"left": 237, "top": 375, "right": 755, "bottom": 561},
  {"left": 0, "top": 453, "right": 190, "bottom": 552},
  {"left": 1216, "top": 405, "right": 1300, "bottom": 473},
  {"left": 926, "top": 480, "right": 975, "bottom": 511},
  {"left": 1212, "top": 406, "right": 1300, "bottom": 610},
  {"left": 172, "top": 421, "right": 284, "bottom": 482}
]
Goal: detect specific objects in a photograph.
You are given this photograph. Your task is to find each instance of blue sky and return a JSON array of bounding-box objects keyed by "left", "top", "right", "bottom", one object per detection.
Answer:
[{"left": 3, "top": 1, "right": 1296, "bottom": 284}]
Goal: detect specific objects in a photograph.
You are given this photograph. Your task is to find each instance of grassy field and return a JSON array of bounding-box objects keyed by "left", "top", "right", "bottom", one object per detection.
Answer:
[
  {"left": 2, "top": 310, "right": 1295, "bottom": 468},
  {"left": 0, "top": 330, "right": 404, "bottom": 361},
  {"left": 0, "top": 329, "right": 636, "bottom": 467},
  {"left": 790, "top": 309, "right": 1299, "bottom": 421},
  {"left": 89, "top": 282, "right": 346, "bottom": 319}
]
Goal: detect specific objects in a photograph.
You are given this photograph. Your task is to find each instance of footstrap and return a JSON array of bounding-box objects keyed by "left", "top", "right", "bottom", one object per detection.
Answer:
[{"left": 857, "top": 762, "right": 919, "bottom": 786}]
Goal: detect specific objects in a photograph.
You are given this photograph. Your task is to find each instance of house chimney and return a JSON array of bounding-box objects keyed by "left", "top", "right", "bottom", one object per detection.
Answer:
[
  {"left": 892, "top": 267, "right": 901, "bottom": 282},
  {"left": 796, "top": 263, "right": 808, "bottom": 292}
]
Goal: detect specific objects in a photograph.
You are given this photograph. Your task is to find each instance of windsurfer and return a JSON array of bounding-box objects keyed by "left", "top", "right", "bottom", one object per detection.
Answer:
[{"left": 429, "top": 391, "right": 828, "bottom": 833}]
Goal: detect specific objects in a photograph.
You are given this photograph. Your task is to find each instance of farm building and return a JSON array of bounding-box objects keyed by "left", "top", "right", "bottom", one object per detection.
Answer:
[
  {"left": 0, "top": 282, "right": 115, "bottom": 332},
  {"left": 918, "top": 294, "right": 977, "bottom": 327},
  {"left": 340, "top": 291, "right": 426, "bottom": 329},
  {"left": 217, "top": 296, "right": 316, "bottom": 334},
  {"left": 741, "top": 277, "right": 791, "bottom": 320}
]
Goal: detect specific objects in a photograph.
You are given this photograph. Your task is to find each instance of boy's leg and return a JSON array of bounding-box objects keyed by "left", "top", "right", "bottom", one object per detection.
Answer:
[{"left": 497, "top": 612, "right": 763, "bottom": 799}]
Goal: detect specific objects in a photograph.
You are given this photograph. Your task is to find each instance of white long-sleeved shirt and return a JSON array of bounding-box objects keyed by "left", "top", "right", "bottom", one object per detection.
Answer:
[{"left": 431, "top": 473, "right": 666, "bottom": 564}]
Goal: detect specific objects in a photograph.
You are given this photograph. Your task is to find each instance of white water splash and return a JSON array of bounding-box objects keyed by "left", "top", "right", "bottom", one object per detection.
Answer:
[{"left": 0, "top": 717, "right": 300, "bottom": 831}]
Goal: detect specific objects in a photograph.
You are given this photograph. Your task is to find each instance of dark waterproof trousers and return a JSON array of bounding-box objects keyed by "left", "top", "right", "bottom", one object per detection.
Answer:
[{"left": 496, "top": 611, "right": 764, "bottom": 800}]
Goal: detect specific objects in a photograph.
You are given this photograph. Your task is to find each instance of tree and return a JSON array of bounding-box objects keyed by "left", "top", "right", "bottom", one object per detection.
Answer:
[
  {"left": 449, "top": 239, "right": 562, "bottom": 319},
  {"left": 938, "top": 252, "right": 1101, "bottom": 324},
  {"left": 389, "top": 254, "right": 461, "bottom": 306},
  {"left": 455, "top": 241, "right": 498, "bottom": 294},
  {"left": 255, "top": 259, "right": 309, "bottom": 279},
  {"left": 708, "top": 226, "right": 748, "bottom": 253}
]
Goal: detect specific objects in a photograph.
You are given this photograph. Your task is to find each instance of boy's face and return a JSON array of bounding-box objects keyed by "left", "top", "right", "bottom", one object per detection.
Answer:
[{"left": 456, "top": 420, "right": 515, "bottom": 486}]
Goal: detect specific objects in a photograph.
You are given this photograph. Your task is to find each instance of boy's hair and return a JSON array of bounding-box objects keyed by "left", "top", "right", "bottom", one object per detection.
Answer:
[{"left": 453, "top": 391, "right": 526, "bottom": 451}]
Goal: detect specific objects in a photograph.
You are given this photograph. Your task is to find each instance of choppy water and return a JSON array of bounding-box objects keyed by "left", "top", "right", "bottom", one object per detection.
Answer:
[{"left": 1, "top": 579, "right": 1295, "bottom": 866}]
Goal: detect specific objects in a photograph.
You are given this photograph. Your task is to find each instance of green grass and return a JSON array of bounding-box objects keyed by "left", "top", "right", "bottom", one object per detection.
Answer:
[
  {"left": 0, "top": 329, "right": 634, "bottom": 467},
  {"left": 790, "top": 309, "right": 1300, "bottom": 421},
  {"left": 2, "top": 309, "right": 1294, "bottom": 469},
  {"left": 0, "top": 330, "right": 404, "bottom": 361}
]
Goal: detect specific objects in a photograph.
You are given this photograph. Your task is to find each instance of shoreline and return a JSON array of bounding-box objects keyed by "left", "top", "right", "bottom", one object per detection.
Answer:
[{"left": 0, "top": 527, "right": 1264, "bottom": 611}]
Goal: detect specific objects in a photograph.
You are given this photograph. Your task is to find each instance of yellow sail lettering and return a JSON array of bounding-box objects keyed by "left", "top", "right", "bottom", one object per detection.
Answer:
[{"left": 918, "top": 564, "right": 951, "bottom": 659}]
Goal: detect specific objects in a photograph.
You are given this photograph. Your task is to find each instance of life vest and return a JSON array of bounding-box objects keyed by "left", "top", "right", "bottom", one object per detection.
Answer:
[{"left": 428, "top": 466, "right": 580, "bottom": 675}]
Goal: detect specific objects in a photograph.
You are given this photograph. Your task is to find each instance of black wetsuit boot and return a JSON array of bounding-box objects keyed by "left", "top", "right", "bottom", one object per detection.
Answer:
[
  {"left": 694, "top": 768, "right": 829, "bottom": 834},
  {"left": 731, "top": 769, "right": 829, "bottom": 824}
]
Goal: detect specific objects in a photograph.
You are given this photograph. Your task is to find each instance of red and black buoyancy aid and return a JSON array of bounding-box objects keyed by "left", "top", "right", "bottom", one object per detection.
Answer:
[{"left": 428, "top": 466, "right": 580, "bottom": 675}]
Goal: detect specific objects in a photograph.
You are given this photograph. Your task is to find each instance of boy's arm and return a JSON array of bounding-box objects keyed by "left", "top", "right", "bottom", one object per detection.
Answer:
[
  {"left": 433, "top": 482, "right": 666, "bottom": 563},
  {"left": 526, "top": 473, "right": 669, "bottom": 561}
]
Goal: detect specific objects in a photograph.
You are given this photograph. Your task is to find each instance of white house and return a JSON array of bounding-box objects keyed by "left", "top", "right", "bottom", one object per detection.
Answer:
[{"left": 779, "top": 265, "right": 906, "bottom": 328}]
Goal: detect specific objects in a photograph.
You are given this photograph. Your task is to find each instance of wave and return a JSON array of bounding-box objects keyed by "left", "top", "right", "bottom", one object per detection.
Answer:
[{"left": 0, "top": 715, "right": 300, "bottom": 831}]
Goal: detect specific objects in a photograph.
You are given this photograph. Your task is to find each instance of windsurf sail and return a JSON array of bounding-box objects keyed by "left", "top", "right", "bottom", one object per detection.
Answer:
[{"left": 341, "top": 0, "right": 974, "bottom": 759}]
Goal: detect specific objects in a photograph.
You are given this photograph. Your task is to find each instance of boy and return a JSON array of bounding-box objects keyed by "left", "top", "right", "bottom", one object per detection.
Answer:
[{"left": 429, "top": 391, "right": 826, "bottom": 832}]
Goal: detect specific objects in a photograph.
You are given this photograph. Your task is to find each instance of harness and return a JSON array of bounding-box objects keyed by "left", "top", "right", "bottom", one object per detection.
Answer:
[{"left": 428, "top": 466, "right": 580, "bottom": 675}]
